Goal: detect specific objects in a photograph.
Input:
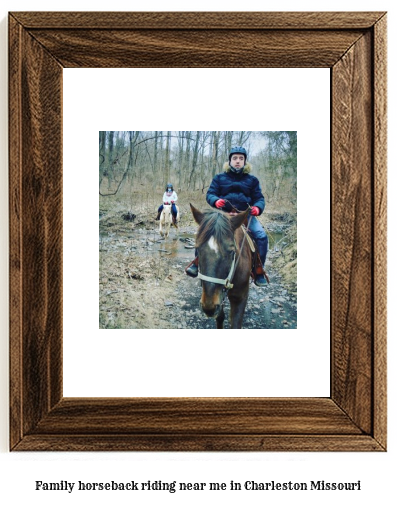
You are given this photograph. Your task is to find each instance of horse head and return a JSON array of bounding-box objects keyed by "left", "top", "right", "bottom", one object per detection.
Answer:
[{"left": 190, "top": 204, "right": 250, "bottom": 320}]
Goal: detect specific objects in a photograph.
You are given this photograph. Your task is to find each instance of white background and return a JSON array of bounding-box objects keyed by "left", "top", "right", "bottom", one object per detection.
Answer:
[
  {"left": 0, "top": 1, "right": 395, "bottom": 507},
  {"left": 63, "top": 68, "right": 330, "bottom": 398}
]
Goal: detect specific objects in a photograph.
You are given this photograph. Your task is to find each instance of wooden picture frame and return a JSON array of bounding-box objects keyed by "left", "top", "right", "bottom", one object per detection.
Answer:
[{"left": 9, "top": 11, "right": 387, "bottom": 451}]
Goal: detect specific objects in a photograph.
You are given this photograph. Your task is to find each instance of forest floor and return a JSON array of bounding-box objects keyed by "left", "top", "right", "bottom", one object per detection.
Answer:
[{"left": 99, "top": 192, "right": 297, "bottom": 330}]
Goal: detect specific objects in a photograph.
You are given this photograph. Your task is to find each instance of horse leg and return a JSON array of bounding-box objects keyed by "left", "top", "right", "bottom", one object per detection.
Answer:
[
  {"left": 216, "top": 306, "right": 225, "bottom": 329},
  {"left": 228, "top": 293, "right": 248, "bottom": 329}
]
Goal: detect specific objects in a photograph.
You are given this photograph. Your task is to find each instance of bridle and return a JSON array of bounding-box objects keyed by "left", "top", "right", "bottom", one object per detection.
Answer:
[
  {"left": 197, "top": 206, "right": 253, "bottom": 293},
  {"left": 198, "top": 241, "right": 237, "bottom": 290}
]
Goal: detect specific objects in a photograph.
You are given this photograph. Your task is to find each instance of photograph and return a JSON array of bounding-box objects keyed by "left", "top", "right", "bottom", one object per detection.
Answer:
[
  {"left": 1, "top": 4, "right": 393, "bottom": 507},
  {"left": 99, "top": 131, "right": 297, "bottom": 330}
]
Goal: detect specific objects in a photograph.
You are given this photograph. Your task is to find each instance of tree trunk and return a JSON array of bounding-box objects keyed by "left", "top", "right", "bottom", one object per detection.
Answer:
[
  {"left": 107, "top": 131, "right": 115, "bottom": 190},
  {"left": 126, "top": 131, "right": 140, "bottom": 186},
  {"left": 177, "top": 131, "right": 185, "bottom": 189},
  {"left": 188, "top": 131, "right": 201, "bottom": 189},
  {"left": 153, "top": 131, "right": 159, "bottom": 174},
  {"left": 211, "top": 130, "right": 220, "bottom": 178},
  {"left": 183, "top": 131, "right": 191, "bottom": 188},
  {"left": 99, "top": 131, "right": 106, "bottom": 186}
]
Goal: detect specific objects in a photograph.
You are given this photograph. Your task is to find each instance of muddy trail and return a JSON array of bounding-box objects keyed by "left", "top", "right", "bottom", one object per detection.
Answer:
[{"left": 99, "top": 210, "right": 297, "bottom": 330}]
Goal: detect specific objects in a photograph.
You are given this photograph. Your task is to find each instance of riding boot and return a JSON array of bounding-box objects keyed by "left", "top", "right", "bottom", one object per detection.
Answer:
[
  {"left": 254, "top": 273, "right": 267, "bottom": 287},
  {"left": 253, "top": 254, "right": 267, "bottom": 287},
  {"left": 185, "top": 257, "right": 199, "bottom": 278},
  {"left": 252, "top": 237, "right": 269, "bottom": 287},
  {"left": 155, "top": 211, "right": 161, "bottom": 221},
  {"left": 256, "top": 236, "right": 268, "bottom": 267}
]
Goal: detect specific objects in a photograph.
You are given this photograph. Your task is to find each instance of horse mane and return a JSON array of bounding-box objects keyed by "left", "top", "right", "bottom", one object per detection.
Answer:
[{"left": 195, "top": 211, "right": 233, "bottom": 253}]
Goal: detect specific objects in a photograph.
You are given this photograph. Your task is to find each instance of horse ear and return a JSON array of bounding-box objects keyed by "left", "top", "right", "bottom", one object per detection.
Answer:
[
  {"left": 190, "top": 203, "right": 204, "bottom": 224},
  {"left": 230, "top": 207, "right": 251, "bottom": 231}
]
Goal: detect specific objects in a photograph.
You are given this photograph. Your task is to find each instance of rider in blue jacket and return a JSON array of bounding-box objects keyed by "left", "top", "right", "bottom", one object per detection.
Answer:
[{"left": 186, "top": 146, "right": 268, "bottom": 287}]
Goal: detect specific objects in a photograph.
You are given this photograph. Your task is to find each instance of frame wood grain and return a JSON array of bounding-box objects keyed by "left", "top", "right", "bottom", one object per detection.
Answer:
[{"left": 9, "top": 11, "right": 387, "bottom": 451}]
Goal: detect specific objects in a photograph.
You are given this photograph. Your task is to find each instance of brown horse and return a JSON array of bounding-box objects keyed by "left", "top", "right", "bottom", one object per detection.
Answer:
[{"left": 190, "top": 204, "right": 252, "bottom": 329}]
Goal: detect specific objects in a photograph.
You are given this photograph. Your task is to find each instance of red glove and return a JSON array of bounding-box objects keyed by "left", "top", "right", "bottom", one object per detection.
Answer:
[
  {"left": 164, "top": 202, "right": 169, "bottom": 205},
  {"left": 215, "top": 199, "right": 226, "bottom": 209},
  {"left": 171, "top": 201, "right": 175, "bottom": 204},
  {"left": 250, "top": 206, "right": 260, "bottom": 216}
]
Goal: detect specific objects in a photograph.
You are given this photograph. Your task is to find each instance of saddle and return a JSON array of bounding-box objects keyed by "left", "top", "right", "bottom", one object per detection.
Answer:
[
  {"left": 241, "top": 225, "right": 270, "bottom": 284},
  {"left": 227, "top": 209, "right": 269, "bottom": 283}
]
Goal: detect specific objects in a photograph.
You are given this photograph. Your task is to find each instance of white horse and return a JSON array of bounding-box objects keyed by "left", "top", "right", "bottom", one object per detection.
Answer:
[{"left": 159, "top": 204, "right": 179, "bottom": 238}]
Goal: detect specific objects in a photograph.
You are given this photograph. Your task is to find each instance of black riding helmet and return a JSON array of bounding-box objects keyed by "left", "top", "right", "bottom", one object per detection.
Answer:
[
  {"left": 229, "top": 146, "right": 247, "bottom": 163},
  {"left": 165, "top": 183, "right": 173, "bottom": 191}
]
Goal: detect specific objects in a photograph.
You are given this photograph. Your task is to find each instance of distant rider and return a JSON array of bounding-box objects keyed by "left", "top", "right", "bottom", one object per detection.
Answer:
[{"left": 156, "top": 183, "right": 178, "bottom": 224}]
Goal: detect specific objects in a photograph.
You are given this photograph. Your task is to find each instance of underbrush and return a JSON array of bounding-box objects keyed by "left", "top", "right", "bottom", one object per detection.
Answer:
[{"left": 270, "top": 223, "right": 297, "bottom": 294}]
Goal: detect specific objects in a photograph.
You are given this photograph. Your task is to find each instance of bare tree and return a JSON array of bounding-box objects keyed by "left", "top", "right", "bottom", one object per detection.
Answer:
[
  {"left": 98, "top": 131, "right": 296, "bottom": 206},
  {"left": 177, "top": 131, "right": 185, "bottom": 189},
  {"left": 125, "top": 131, "right": 140, "bottom": 185},
  {"left": 106, "top": 131, "right": 115, "bottom": 190},
  {"left": 99, "top": 131, "right": 107, "bottom": 186},
  {"left": 188, "top": 131, "right": 201, "bottom": 189},
  {"left": 211, "top": 130, "right": 220, "bottom": 178},
  {"left": 183, "top": 131, "right": 191, "bottom": 188}
]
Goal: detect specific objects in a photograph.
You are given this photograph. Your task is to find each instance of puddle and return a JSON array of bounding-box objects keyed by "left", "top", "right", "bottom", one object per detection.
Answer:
[
  {"left": 268, "top": 231, "right": 286, "bottom": 251},
  {"left": 100, "top": 227, "right": 196, "bottom": 262}
]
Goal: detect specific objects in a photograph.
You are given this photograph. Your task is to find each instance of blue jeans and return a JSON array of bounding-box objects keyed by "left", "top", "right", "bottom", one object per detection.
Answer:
[{"left": 247, "top": 216, "right": 268, "bottom": 266}]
